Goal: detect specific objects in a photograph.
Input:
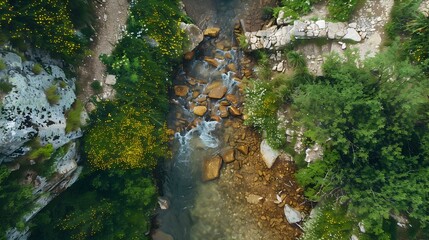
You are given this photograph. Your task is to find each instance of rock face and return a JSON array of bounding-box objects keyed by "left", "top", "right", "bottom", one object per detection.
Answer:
[
  {"left": 284, "top": 204, "right": 302, "bottom": 224},
  {"left": 202, "top": 155, "right": 223, "bottom": 181},
  {"left": 1, "top": 51, "right": 83, "bottom": 238},
  {"left": 180, "top": 22, "right": 204, "bottom": 53},
  {"left": 260, "top": 140, "right": 280, "bottom": 168},
  {"left": 0, "top": 52, "right": 82, "bottom": 163}
]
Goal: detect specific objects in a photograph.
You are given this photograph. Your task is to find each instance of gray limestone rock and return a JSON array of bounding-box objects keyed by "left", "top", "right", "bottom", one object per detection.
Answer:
[
  {"left": 343, "top": 28, "right": 362, "bottom": 42},
  {"left": 180, "top": 22, "right": 203, "bottom": 53}
]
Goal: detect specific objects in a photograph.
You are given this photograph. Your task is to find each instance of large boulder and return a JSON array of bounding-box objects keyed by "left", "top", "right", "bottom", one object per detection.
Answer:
[
  {"left": 342, "top": 27, "right": 362, "bottom": 42},
  {"left": 193, "top": 106, "right": 207, "bottom": 116},
  {"left": 260, "top": 139, "right": 280, "bottom": 168},
  {"left": 180, "top": 22, "right": 204, "bottom": 53},
  {"left": 202, "top": 155, "right": 223, "bottom": 181}
]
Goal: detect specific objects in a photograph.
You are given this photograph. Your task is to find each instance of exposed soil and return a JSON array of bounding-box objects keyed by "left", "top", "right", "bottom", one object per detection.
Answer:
[{"left": 75, "top": 0, "right": 128, "bottom": 106}]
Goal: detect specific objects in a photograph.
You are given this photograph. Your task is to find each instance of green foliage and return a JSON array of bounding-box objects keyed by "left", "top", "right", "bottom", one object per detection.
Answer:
[
  {"left": 0, "top": 59, "right": 6, "bottom": 70},
  {"left": 65, "top": 100, "right": 83, "bottom": 133},
  {"left": 0, "top": 166, "right": 34, "bottom": 238},
  {"left": 293, "top": 47, "right": 429, "bottom": 236},
  {"left": 0, "top": 0, "right": 93, "bottom": 63},
  {"left": 90, "top": 80, "right": 102, "bottom": 94},
  {"left": 237, "top": 34, "right": 249, "bottom": 49},
  {"left": 32, "top": 63, "right": 43, "bottom": 75},
  {"left": 407, "top": 13, "right": 429, "bottom": 72},
  {"left": 45, "top": 85, "right": 60, "bottom": 105},
  {"left": 85, "top": 102, "right": 170, "bottom": 170},
  {"left": 300, "top": 202, "right": 358, "bottom": 240},
  {"left": 287, "top": 50, "right": 307, "bottom": 69},
  {"left": 0, "top": 80, "right": 13, "bottom": 93},
  {"left": 29, "top": 144, "right": 54, "bottom": 161},
  {"left": 385, "top": 0, "right": 420, "bottom": 39},
  {"left": 327, "top": 0, "right": 359, "bottom": 21},
  {"left": 29, "top": 169, "right": 157, "bottom": 240}
]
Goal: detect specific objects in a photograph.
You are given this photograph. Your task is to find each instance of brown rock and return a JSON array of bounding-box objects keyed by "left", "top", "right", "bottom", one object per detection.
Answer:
[
  {"left": 229, "top": 106, "right": 242, "bottom": 116},
  {"left": 221, "top": 148, "right": 235, "bottom": 163},
  {"left": 208, "top": 86, "right": 227, "bottom": 99},
  {"left": 237, "top": 145, "right": 249, "bottom": 155},
  {"left": 219, "top": 105, "right": 229, "bottom": 118},
  {"left": 219, "top": 100, "right": 230, "bottom": 106},
  {"left": 202, "top": 155, "right": 223, "bottom": 181},
  {"left": 188, "top": 78, "right": 197, "bottom": 86},
  {"left": 227, "top": 63, "right": 237, "bottom": 72},
  {"left": 204, "top": 27, "right": 221, "bottom": 37},
  {"left": 204, "top": 57, "right": 219, "bottom": 67},
  {"left": 193, "top": 106, "right": 207, "bottom": 116},
  {"left": 210, "top": 115, "right": 222, "bottom": 122},
  {"left": 224, "top": 52, "right": 232, "bottom": 59},
  {"left": 152, "top": 229, "right": 173, "bottom": 240},
  {"left": 174, "top": 85, "right": 189, "bottom": 97},
  {"left": 184, "top": 51, "right": 195, "bottom": 60},
  {"left": 192, "top": 91, "right": 200, "bottom": 98},
  {"left": 226, "top": 94, "right": 238, "bottom": 105}
]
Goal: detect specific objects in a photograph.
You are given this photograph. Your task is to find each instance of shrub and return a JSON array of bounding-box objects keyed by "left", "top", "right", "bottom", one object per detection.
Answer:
[
  {"left": 28, "top": 143, "right": 54, "bottom": 161},
  {"left": 327, "top": 0, "right": 359, "bottom": 21},
  {"left": 45, "top": 85, "right": 60, "bottom": 105},
  {"left": 287, "top": 50, "right": 307, "bottom": 69},
  {"left": 32, "top": 63, "right": 43, "bottom": 75},
  {"left": 65, "top": 100, "right": 83, "bottom": 133},
  {"left": 0, "top": 59, "right": 6, "bottom": 70},
  {"left": 0, "top": 81, "right": 13, "bottom": 93},
  {"left": 90, "top": 80, "right": 102, "bottom": 94}
]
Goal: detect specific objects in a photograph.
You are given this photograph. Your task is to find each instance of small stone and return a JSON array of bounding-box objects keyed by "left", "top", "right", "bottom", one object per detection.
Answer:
[
  {"left": 227, "top": 63, "right": 237, "bottom": 72},
  {"left": 228, "top": 106, "right": 242, "bottom": 116},
  {"left": 203, "top": 27, "right": 221, "bottom": 37},
  {"left": 284, "top": 204, "right": 302, "bottom": 224},
  {"left": 348, "top": 22, "right": 357, "bottom": 28},
  {"left": 260, "top": 139, "right": 280, "bottom": 168},
  {"left": 221, "top": 148, "right": 235, "bottom": 163},
  {"left": 237, "top": 145, "right": 249, "bottom": 155},
  {"left": 193, "top": 106, "right": 207, "bottom": 116},
  {"left": 219, "top": 105, "right": 229, "bottom": 118},
  {"left": 204, "top": 56, "right": 219, "bottom": 67},
  {"left": 224, "top": 52, "right": 232, "bottom": 59},
  {"left": 208, "top": 85, "right": 227, "bottom": 99},
  {"left": 105, "top": 74, "right": 117, "bottom": 85},
  {"left": 174, "top": 85, "right": 189, "bottom": 97},
  {"left": 246, "top": 194, "right": 263, "bottom": 204}
]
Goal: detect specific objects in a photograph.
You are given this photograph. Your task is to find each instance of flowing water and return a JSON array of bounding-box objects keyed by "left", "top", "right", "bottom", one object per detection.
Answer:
[{"left": 155, "top": 0, "right": 249, "bottom": 239}]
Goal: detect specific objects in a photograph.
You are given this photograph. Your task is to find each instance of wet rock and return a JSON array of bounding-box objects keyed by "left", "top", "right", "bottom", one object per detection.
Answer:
[
  {"left": 246, "top": 194, "right": 263, "bottom": 204},
  {"left": 202, "top": 155, "right": 223, "bottom": 181},
  {"left": 174, "top": 85, "right": 189, "bottom": 97},
  {"left": 237, "top": 145, "right": 249, "bottom": 155},
  {"left": 226, "top": 94, "right": 238, "bottom": 105},
  {"left": 284, "top": 204, "right": 302, "bottom": 224},
  {"left": 210, "top": 115, "right": 222, "bottom": 122},
  {"left": 184, "top": 51, "right": 195, "bottom": 60},
  {"left": 204, "top": 56, "right": 219, "bottom": 67},
  {"left": 227, "top": 63, "right": 237, "bottom": 72},
  {"left": 221, "top": 148, "right": 235, "bottom": 163},
  {"left": 193, "top": 106, "right": 207, "bottom": 116},
  {"left": 260, "top": 139, "right": 280, "bottom": 168},
  {"left": 224, "top": 52, "right": 232, "bottom": 59},
  {"left": 180, "top": 22, "right": 203, "bottom": 53},
  {"left": 219, "top": 105, "right": 229, "bottom": 118},
  {"left": 203, "top": 27, "right": 221, "bottom": 38},
  {"left": 229, "top": 106, "right": 242, "bottom": 116},
  {"left": 208, "top": 85, "right": 227, "bottom": 99}
]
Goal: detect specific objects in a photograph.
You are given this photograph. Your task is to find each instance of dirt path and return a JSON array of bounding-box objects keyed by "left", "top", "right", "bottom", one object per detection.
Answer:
[{"left": 76, "top": 0, "right": 128, "bottom": 109}]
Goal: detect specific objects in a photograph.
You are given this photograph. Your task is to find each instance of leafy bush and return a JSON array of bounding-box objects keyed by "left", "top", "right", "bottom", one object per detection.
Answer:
[
  {"left": 0, "top": 0, "right": 93, "bottom": 63},
  {"left": 238, "top": 34, "right": 249, "bottom": 49},
  {"left": 293, "top": 47, "right": 429, "bottom": 236},
  {"left": 0, "top": 59, "right": 6, "bottom": 70},
  {"left": 65, "top": 100, "right": 83, "bottom": 133},
  {"left": 327, "top": 0, "right": 359, "bottom": 21},
  {"left": 45, "top": 85, "right": 60, "bottom": 105},
  {"left": 90, "top": 80, "right": 102, "bottom": 94},
  {"left": 32, "top": 63, "right": 43, "bottom": 75},
  {"left": 29, "top": 144, "right": 54, "bottom": 161},
  {"left": 0, "top": 166, "right": 34, "bottom": 239},
  {"left": 0, "top": 81, "right": 13, "bottom": 93}
]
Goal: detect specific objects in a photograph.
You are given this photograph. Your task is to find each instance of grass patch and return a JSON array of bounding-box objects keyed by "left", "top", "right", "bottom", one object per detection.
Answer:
[
  {"left": 65, "top": 100, "right": 84, "bottom": 133},
  {"left": 0, "top": 81, "right": 13, "bottom": 94},
  {"left": 45, "top": 85, "right": 60, "bottom": 105},
  {"left": 32, "top": 63, "right": 43, "bottom": 75},
  {"left": 0, "top": 59, "right": 6, "bottom": 70}
]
